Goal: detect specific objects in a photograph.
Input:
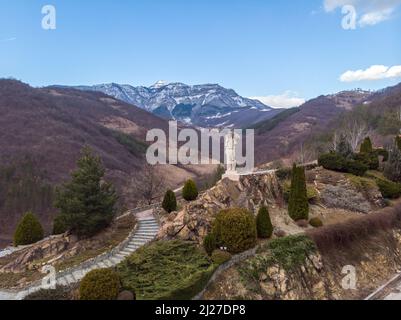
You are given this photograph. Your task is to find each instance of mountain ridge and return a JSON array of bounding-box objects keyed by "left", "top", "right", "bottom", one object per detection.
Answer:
[{"left": 65, "top": 81, "right": 283, "bottom": 128}]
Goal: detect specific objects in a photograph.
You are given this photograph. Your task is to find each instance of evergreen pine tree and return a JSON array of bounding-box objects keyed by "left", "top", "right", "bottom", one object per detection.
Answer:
[
  {"left": 288, "top": 164, "right": 309, "bottom": 221},
  {"left": 54, "top": 147, "right": 118, "bottom": 237},
  {"left": 162, "top": 190, "right": 177, "bottom": 213}
]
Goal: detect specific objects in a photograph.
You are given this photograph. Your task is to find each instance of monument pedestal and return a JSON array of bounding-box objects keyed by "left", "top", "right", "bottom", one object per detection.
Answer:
[{"left": 222, "top": 171, "right": 240, "bottom": 182}]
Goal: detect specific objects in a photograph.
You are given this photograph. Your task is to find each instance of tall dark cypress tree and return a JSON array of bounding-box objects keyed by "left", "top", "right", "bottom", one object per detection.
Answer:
[
  {"left": 54, "top": 147, "right": 118, "bottom": 237},
  {"left": 288, "top": 164, "right": 309, "bottom": 221}
]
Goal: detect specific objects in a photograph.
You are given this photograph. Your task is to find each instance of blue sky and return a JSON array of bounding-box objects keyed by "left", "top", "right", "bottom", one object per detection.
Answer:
[{"left": 0, "top": 0, "right": 400, "bottom": 106}]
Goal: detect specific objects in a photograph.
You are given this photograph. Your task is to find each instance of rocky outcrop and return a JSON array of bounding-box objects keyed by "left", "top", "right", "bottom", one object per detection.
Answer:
[
  {"left": 0, "top": 235, "right": 73, "bottom": 273},
  {"left": 311, "top": 168, "right": 385, "bottom": 213},
  {"left": 157, "top": 173, "right": 282, "bottom": 243},
  {"left": 202, "top": 229, "right": 401, "bottom": 300}
]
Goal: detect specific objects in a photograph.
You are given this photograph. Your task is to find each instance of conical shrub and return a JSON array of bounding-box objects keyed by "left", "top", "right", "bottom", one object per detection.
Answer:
[
  {"left": 182, "top": 179, "right": 198, "bottom": 201},
  {"left": 288, "top": 164, "right": 309, "bottom": 221},
  {"left": 14, "top": 212, "right": 44, "bottom": 246},
  {"left": 360, "top": 137, "right": 373, "bottom": 153},
  {"left": 162, "top": 190, "right": 177, "bottom": 213},
  {"left": 256, "top": 206, "right": 273, "bottom": 238}
]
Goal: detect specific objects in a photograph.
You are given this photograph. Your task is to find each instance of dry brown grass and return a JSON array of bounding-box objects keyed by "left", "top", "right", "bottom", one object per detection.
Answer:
[{"left": 307, "top": 203, "right": 401, "bottom": 253}]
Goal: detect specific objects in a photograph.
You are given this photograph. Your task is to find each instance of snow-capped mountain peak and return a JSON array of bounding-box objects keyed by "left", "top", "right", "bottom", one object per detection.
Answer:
[
  {"left": 151, "top": 80, "right": 169, "bottom": 89},
  {"left": 74, "top": 82, "right": 282, "bottom": 128}
]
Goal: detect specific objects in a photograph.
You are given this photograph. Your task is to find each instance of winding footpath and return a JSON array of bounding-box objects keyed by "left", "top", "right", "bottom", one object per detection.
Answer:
[{"left": 0, "top": 209, "right": 159, "bottom": 300}]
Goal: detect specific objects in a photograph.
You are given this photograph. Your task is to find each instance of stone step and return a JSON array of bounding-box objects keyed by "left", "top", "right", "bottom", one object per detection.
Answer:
[
  {"left": 134, "top": 235, "right": 157, "bottom": 240},
  {"left": 137, "top": 228, "right": 159, "bottom": 232},
  {"left": 135, "top": 232, "right": 157, "bottom": 236},
  {"left": 57, "top": 277, "right": 68, "bottom": 287},
  {"left": 110, "top": 257, "right": 123, "bottom": 264},
  {"left": 126, "top": 244, "right": 140, "bottom": 250},
  {"left": 138, "top": 220, "right": 158, "bottom": 224},
  {"left": 103, "top": 259, "right": 114, "bottom": 267},
  {"left": 96, "top": 261, "right": 109, "bottom": 269},
  {"left": 131, "top": 239, "right": 152, "bottom": 244},
  {"left": 65, "top": 274, "right": 76, "bottom": 285},
  {"left": 120, "top": 249, "right": 134, "bottom": 256},
  {"left": 133, "top": 237, "right": 155, "bottom": 242},
  {"left": 97, "top": 262, "right": 108, "bottom": 269},
  {"left": 116, "top": 253, "right": 128, "bottom": 259},
  {"left": 73, "top": 270, "right": 85, "bottom": 280}
]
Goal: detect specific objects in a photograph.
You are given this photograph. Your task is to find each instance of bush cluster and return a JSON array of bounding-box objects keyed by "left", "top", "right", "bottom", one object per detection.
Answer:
[
  {"left": 377, "top": 179, "right": 401, "bottom": 199},
  {"left": 212, "top": 208, "right": 257, "bottom": 254},
  {"left": 79, "top": 269, "right": 121, "bottom": 300},
  {"left": 318, "top": 152, "right": 368, "bottom": 176},
  {"left": 14, "top": 212, "right": 44, "bottom": 246}
]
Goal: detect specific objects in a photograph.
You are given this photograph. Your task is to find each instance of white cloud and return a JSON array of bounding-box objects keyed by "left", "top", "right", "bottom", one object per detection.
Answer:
[
  {"left": 340, "top": 65, "right": 401, "bottom": 82},
  {"left": 359, "top": 8, "right": 394, "bottom": 26},
  {"left": 323, "top": 0, "right": 401, "bottom": 27},
  {"left": 0, "top": 37, "right": 16, "bottom": 42},
  {"left": 251, "top": 91, "right": 305, "bottom": 109}
]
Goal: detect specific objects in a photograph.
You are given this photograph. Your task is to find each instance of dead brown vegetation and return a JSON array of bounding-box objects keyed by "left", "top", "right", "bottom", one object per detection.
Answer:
[{"left": 307, "top": 203, "right": 401, "bottom": 253}]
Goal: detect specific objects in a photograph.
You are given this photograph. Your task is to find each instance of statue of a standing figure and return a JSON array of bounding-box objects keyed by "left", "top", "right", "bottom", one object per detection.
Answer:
[{"left": 223, "top": 131, "right": 241, "bottom": 181}]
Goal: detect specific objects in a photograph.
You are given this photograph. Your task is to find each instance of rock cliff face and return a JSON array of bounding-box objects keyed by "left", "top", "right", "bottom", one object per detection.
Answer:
[
  {"left": 157, "top": 173, "right": 283, "bottom": 243},
  {"left": 157, "top": 167, "right": 386, "bottom": 245},
  {"left": 202, "top": 230, "right": 401, "bottom": 300}
]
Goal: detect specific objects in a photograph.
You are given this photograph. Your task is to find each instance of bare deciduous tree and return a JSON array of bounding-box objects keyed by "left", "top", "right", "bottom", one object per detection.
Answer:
[
  {"left": 130, "top": 164, "right": 166, "bottom": 205},
  {"left": 345, "top": 119, "right": 371, "bottom": 151}
]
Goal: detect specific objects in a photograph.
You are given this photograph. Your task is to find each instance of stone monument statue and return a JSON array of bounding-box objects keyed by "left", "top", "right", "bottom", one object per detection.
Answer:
[{"left": 223, "top": 131, "right": 241, "bottom": 181}]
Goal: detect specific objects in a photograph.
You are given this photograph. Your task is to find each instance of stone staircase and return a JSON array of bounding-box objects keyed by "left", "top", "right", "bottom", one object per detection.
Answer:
[
  {"left": 0, "top": 212, "right": 159, "bottom": 300},
  {"left": 56, "top": 216, "right": 159, "bottom": 287}
]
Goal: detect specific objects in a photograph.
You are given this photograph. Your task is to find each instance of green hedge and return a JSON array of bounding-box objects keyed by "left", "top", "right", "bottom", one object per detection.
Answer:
[
  {"left": 212, "top": 208, "right": 257, "bottom": 254},
  {"left": 318, "top": 152, "right": 368, "bottom": 176}
]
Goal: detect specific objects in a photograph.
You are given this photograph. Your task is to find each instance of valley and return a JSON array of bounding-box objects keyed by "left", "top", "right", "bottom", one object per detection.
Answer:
[{"left": 0, "top": 78, "right": 401, "bottom": 301}]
